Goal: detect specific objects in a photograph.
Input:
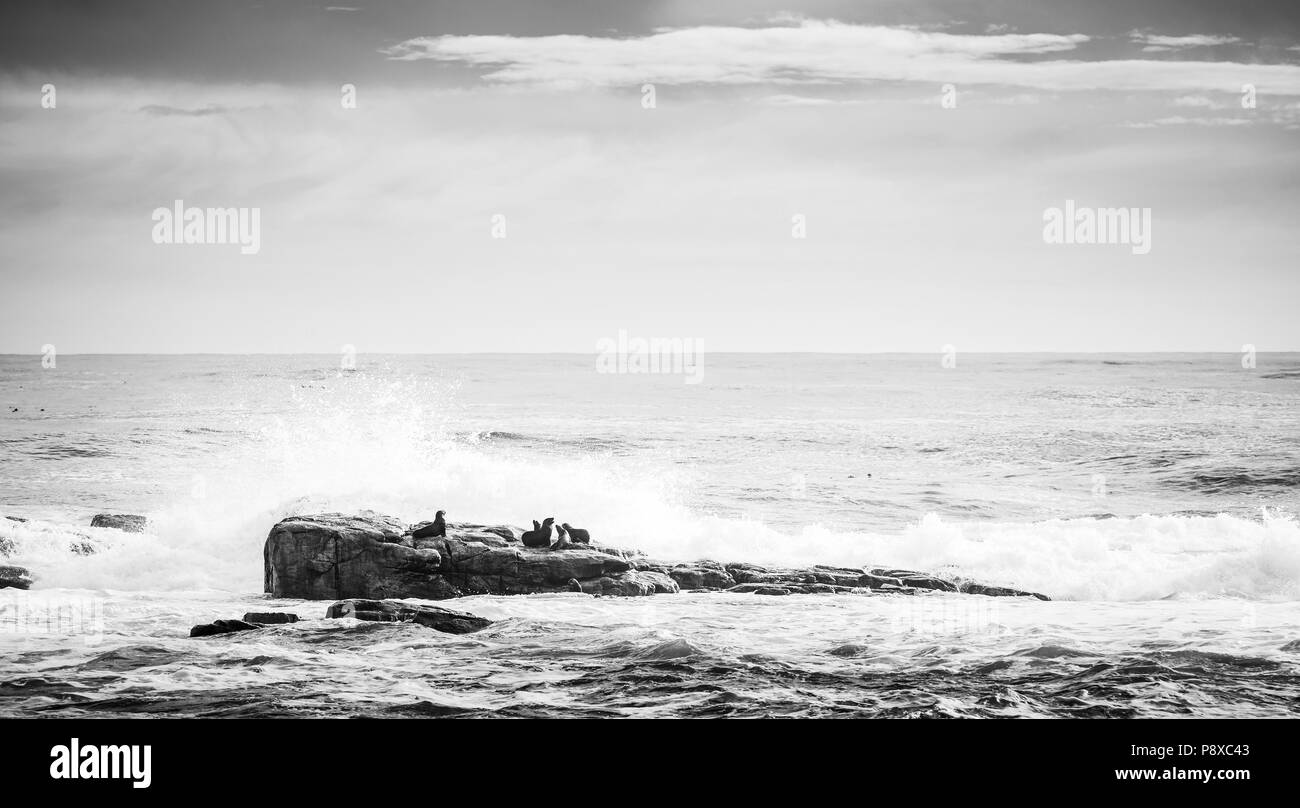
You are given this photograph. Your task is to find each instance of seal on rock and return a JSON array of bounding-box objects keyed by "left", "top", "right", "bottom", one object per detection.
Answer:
[
  {"left": 520, "top": 517, "right": 554, "bottom": 548},
  {"left": 551, "top": 523, "right": 572, "bottom": 551},
  {"left": 412, "top": 510, "right": 446, "bottom": 539},
  {"left": 562, "top": 523, "right": 591, "bottom": 544}
]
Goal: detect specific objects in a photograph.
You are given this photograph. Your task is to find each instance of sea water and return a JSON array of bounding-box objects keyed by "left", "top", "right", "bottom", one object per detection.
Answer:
[{"left": 2, "top": 353, "right": 1299, "bottom": 717}]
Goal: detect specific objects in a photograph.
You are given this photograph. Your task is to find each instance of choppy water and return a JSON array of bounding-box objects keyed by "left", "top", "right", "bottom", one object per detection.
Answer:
[{"left": 3, "top": 353, "right": 1300, "bottom": 717}]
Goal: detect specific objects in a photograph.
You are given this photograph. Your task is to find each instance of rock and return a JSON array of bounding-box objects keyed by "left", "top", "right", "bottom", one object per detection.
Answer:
[
  {"left": 0, "top": 536, "right": 14, "bottom": 557},
  {"left": 190, "top": 619, "right": 261, "bottom": 637},
  {"left": 91, "top": 514, "right": 148, "bottom": 533},
  {"left": 279, "top": 521, "right": 638, "bottom": 598},
  {"left": 870, "top": 568, "right": 959, "bottom": 593},
  {"left": 263, "top": 513, "right": 445, "bottom": 600},
  {"left": 3, "top": 515, "right": 27, "bottom": 523},
  {"left": 858, "top": 572, "right": 902, "bottom": 589},
  {"left": 728, "top": 582, "right": 855, "bottom": 596},
  {"left": 242, "top": 612, "right": 299, "bottom": 624},
  {"left": 666, "top": 561, "right": 736, "bottom": 590},
  {"left": 725, "top": 562, "right": 777, "bottom": 585},
  {"left": 325, "top": 599, "right": 492, "bottom": 634},
  {"left": 828, "top": 643, "right": 868, "bottom": 657},
  {"left": 958, "top": 582, "right": 1051, "bottom": 601},
  {"left": 619, "top": 570, "right": 679, "bottom": 594},
  {"left": 68, "top": 536, "right": 98, "bottom": 556},
  {"left": 262, "top": 511, "right": 1050, "bottom": 601},
  {"left": 573, "top": 570, "right": 674, "bottom": 597},
  {"left": 447, "top": 523, "right": 519, "bottom": 544},
  {"left": 0, "top": 565, "right": 33, "bottom": 590}
]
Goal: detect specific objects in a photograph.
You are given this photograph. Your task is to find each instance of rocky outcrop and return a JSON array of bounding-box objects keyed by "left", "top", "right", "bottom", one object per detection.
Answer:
[
  {"left": 91, "top": 514, "right": 147, "bottom": 533},
  {"left": 0, "top": 565, "right": 33, "bottom": 589},
  {"left": 264, "top": 513, "right": 446, "bottom": 600},
  {"left": 263, "top": 512, "right": 1051, "bottom": 602},
  {"left": 325, "top": 598, "right": 492, "bottom": 634},
  {"left": 243, "top": 612, "right": 299, "bottom": 624},
  {"left": 190, "top": 619, "right": 261, "bottom": 637},
  {"left": 265, "top": 513, "right": 642, "bottom": 600},
  {"left": 0, "top": 566, "right": 32, "bottom": 592}
]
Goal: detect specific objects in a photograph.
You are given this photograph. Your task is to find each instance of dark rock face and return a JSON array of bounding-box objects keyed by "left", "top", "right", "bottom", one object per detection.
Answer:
[
  {"left": 325, "top": 598, "right": 492, "bottom": 634},
  {"left": 263, "top": 513, "right": 446, "bottom": 600},
  {"left": 263, "top": 512, "right": 1051, "bottom": 602},
  {"left": 0, "top": 565, "right": 33, "bottom": 590},
  {"left": 190, "top": 619, "right": 261, "bottom": 637},
  {"left": 243, "top": 612, "right": 299, "bottom": 624},
  {"left": 91, "top": 514, "right": 148, "bottom": 533}
]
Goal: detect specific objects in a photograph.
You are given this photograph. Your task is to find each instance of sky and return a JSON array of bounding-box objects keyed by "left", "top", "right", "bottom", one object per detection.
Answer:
[{"left": 1, "top": 0, "right": 1298, "bottom": 353}]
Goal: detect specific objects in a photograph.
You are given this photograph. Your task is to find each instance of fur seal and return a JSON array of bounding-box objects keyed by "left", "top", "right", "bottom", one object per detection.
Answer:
[
  {"left": 412, "top": 510, "right": 446, "bottom": 539},
  {"left": 551, "top": 523, "right": 572, "bottom": 551},
  {"left": 561, "top": 523, "right": 590, "bottom": 544},
  {"left": 521, "top": 517, "right": 554, "bottom": 548}
]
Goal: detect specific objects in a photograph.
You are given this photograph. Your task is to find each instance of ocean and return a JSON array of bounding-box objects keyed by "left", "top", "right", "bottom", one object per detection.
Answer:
[{"left": 2, "top": 353, "right": 1299, "bottom": 717}]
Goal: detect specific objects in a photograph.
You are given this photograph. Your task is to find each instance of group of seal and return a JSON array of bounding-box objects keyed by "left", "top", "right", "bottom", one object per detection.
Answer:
[
  {"left": 521, "top": 518, "right": 591, "bottom": 550},
  {"left": 413, "top": 511, "right": 591, "bottom": 551}
]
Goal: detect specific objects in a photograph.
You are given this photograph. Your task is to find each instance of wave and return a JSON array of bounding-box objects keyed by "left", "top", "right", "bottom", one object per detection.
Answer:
[
  {"left": 3, "top": 372, "right": 1298, "bottom": 604},
  {"left": 4, "top": 487, "right": 1298, "bottom": 605}
]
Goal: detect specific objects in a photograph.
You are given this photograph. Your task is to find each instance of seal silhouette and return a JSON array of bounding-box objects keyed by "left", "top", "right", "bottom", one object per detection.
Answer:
[
  {"left": 412, "top": 510, "right": 446, "bottom": 539},
  {"left": 521, "top": 517, "right": 554, "bottom": 548},
  {"left": 562, "top": 523, "right": 591, "bottom": 544},
  {"left": 551, "top": 523, "right": 571, "bottom": 551}
]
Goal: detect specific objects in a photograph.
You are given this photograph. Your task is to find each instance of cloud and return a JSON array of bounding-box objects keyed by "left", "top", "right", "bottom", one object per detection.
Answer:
[
  {"left": 138, "top": 104, "right": 228, "bottom": 117},
  {"left": 1172, "top": 95, "right": 1223, "bottom": 108},
  {"left": 760, "top": 93, "right": 837, "bottom": 106},
  {"left": 383, "top": 20, "right": 1300, "bottom": 95},
  {"left": 1124, "top": 115, "right": 1253, "bottom": 128},
  {"left": 1130, "top": 32, "right": 1244, "bottom": 48}
]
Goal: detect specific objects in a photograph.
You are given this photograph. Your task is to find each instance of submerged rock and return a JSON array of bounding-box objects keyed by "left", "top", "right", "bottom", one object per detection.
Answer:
[
  {"left": 729, "top": 582, "right": 855, "bottom": 596},
  {"left": 572, "top": 570, "right": 679, "bottom": 597},
  {"left": 0, "top": 565, "right": 33, "bottom": 590},
  {"left": 959, "top": 582, "right": 1051, "bottom": 601},
  {"left": 243, "top": 612, "right": 299, "bottom": 624},
  {"left": 91, "top": 514, "right": 148, "bottom": 533},
  {"left": 325, "top": 598, "right": 492, "bottom": 634},
  {"left": 190, "top": 619, "right": 261, "bottom": 637},
  {"left": 263, "top": 511, "right": 1051, "bottom": 602},
  {"left": 68, "top": 535, "right": 99, "bottom": 556}
]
